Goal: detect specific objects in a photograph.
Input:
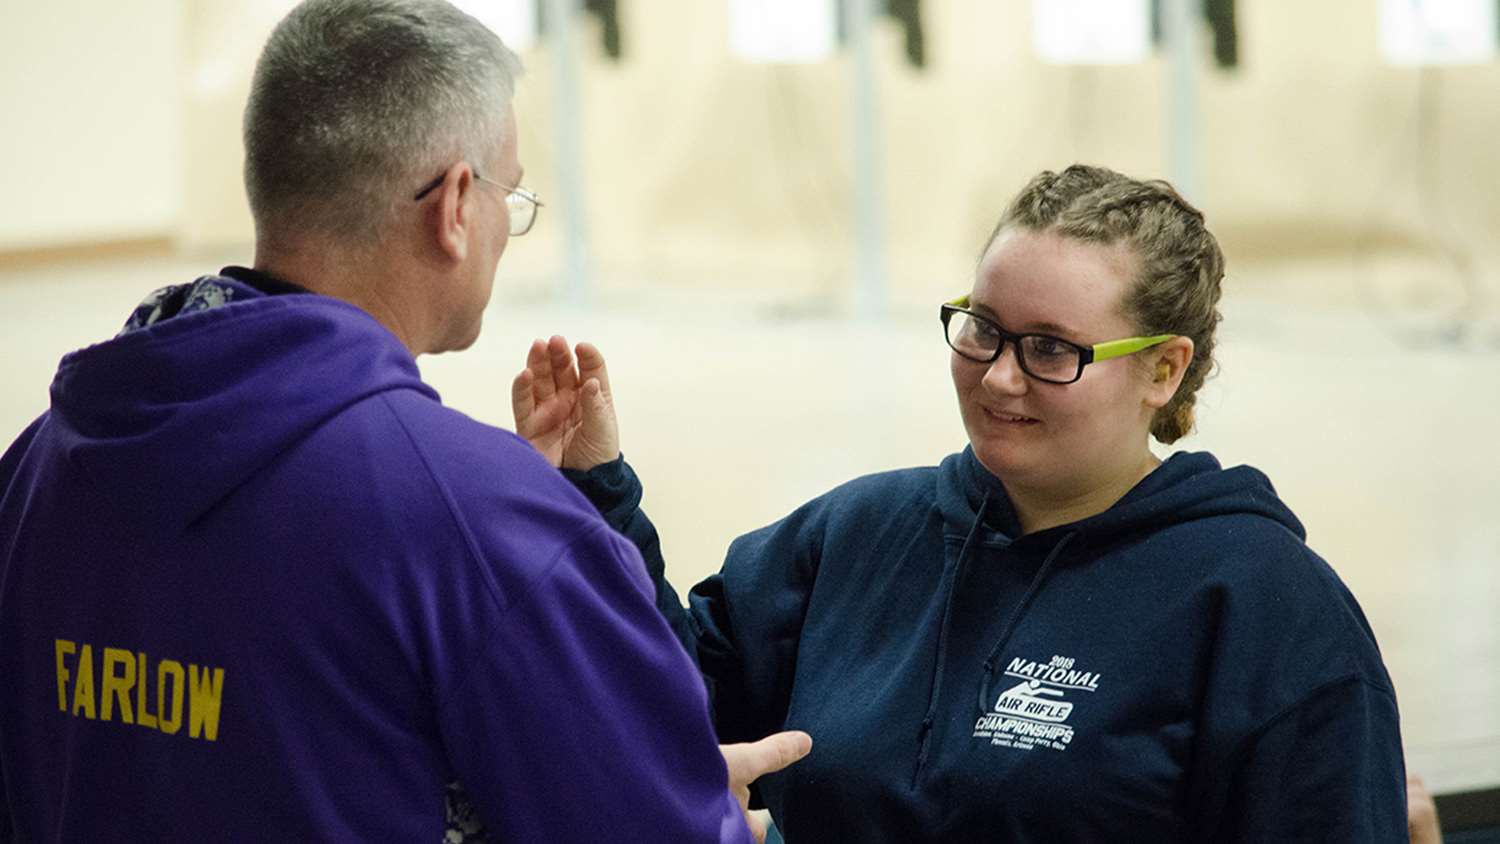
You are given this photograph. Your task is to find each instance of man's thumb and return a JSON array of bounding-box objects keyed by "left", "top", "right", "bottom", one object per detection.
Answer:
[{"left": 724, "top": 731, "right": 812, "bottom": 784}]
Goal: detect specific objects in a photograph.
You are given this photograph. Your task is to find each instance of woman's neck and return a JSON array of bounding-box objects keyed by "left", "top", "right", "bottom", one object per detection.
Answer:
[{"left": 1006, "top": 452, "right": 1162, "bottom": 535}]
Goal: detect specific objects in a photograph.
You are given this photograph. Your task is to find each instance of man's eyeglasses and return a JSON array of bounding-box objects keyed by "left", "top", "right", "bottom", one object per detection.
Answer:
[
  {"left": 413, "top": 169, "right": 543, "bottom": 236},
  {"left": 940, "top": 296, "right": 1174, "bottom": 385}
]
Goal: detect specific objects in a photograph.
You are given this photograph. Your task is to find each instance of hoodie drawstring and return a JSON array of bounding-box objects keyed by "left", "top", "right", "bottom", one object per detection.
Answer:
[
  {"left": 911, "top": 492, "right": 993, "bottom": 789},
  {"left": 974, "top": 531, "right": 1078, "bottom": 714}
]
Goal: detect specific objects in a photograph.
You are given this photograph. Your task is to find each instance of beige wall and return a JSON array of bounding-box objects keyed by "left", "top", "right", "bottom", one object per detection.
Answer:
[
  {"left": 178, "top": 0, "right": 299, "bottom": 251},
  {"left": 1, "top": 0, "right": 1497, "bottom": 793},
  {"left": 3, "top": 0, "right": 1498, "bottom": 315},
  {"left": 0, "top": 0, "right": 183, "bottom": 251}
]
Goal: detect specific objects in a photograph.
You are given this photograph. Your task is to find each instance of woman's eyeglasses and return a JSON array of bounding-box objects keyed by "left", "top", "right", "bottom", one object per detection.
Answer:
[{"left": 941, "top": 296, "right": 1174, "bottom": 385}]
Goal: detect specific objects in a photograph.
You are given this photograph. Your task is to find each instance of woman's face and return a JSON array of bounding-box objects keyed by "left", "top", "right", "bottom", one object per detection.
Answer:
[{"left": 952, "top": 228, "right": 1161, "bottom": 494}]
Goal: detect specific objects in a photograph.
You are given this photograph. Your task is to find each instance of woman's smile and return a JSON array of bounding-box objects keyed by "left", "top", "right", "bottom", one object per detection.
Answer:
[{"left": 981, "top": 406, "right": 1040, "bottom": 426}]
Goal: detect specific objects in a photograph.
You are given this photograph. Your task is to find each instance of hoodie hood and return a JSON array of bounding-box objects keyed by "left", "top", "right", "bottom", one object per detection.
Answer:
[
  {"left": 46, "top": 277, "right": 435, "bottom": 535},
  {"left": 935, "top": 444, "right": 1305, "bottom": 548}
]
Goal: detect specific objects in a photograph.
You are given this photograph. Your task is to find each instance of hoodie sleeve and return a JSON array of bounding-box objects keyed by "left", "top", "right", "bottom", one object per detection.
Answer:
[
  {"left": 565, "top": 457, "right": 818, "bottom": 744},
  {"left": 562, "top": 456, "right": 699, "bottom": 651},
  {"left": 434, "top": 520, "right": 753, "bottom": 844},
  {"left": 1203, "top": 675, "right": 1406, "bottom": 842}
]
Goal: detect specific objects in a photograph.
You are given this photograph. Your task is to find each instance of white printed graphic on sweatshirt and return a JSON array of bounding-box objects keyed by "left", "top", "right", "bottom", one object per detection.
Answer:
[{"left": 972, "top": 654, "right": 1099, "bottom": 752}]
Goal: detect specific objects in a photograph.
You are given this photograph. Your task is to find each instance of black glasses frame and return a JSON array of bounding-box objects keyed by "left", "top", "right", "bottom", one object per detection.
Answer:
[{"left": 940, "top": 304, "right": 1097, "bottom": 385}]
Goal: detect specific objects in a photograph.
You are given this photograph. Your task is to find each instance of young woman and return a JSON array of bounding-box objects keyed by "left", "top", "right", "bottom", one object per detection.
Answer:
[{"left": 512, "top": 165, "right": 1406, "bottom": 842}]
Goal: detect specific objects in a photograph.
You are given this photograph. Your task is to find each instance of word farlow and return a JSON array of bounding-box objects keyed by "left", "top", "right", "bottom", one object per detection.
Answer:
[{"left": 54, "top": 639, "right": 226, "bottom": 742}]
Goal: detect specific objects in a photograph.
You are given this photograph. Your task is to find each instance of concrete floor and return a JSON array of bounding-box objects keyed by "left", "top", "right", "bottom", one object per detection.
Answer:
[{"left": 2, "top": 248, "right": 1497, "bottom": 795}]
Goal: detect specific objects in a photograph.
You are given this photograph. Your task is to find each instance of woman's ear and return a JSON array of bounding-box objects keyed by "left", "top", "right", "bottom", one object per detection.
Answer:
[{"left": 1144, "top": 336, "right": 1195, "bottom": 409}]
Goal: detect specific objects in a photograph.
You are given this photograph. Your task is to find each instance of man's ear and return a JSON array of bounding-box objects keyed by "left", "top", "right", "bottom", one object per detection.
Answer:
[
  {"left": 428, "top": 162, "right": 475, "bottom": 264},
  {"left": 1144, "top": 336, "right": 1195, "bottom": 410}
]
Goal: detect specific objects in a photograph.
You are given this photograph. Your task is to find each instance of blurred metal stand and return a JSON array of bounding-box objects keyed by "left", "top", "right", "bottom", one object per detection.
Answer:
[
  {"left": 544, "top": 0, "right": 593, "bottom": 305},
  {"left": 1162, "top": 0, "right": 1203, "bottom": 205},
  {"left": 848, "top": 0, "right": 889, "bottom": 319}
]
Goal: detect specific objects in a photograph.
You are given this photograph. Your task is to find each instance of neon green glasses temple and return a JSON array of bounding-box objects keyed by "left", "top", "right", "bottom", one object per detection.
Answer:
[{"left": 945, "top": 295, "right": 1175, "bottom": 362}]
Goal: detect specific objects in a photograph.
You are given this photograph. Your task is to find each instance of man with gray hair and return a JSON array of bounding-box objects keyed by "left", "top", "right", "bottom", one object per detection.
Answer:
[{"left": 0, "top": 1, "right": 806, "bottom": 841}]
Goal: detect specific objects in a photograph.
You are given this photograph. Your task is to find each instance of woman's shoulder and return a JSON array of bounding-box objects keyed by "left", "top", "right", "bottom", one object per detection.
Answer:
[
  {"left": 750, "top": 463, "right": 941, "bottom": 542},
  {"left": 825, "top": 463, "right": 939, "bottom": 500},
  {"left": 1148, "top": 503, "right": 1338, "bottom": 598},
  {"left": 1109, "top": 456, "right": 1363, "bottom": 628},
  {"left": 1137, "top": 506, "right": 1385, "bottom": 677},
  {"left": 803, "top": 463, "right": 945, "bottom": 522},
  {"left": 1124, "top": 451, "right": 1312, "bottom": 561}
]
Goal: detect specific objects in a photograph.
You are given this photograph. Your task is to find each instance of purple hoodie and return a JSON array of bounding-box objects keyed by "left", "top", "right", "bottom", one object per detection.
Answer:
[{"left": 0, "top": 277, "right": 750, "bottom": 842}]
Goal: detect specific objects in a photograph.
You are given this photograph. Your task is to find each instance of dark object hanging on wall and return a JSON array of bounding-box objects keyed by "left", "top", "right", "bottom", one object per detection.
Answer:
[
  {"left": 835, "top": 0, "right": 926, "bottom": 68},
  {"left": 1150, "top": 0, "right": 1238, "bottom": 69},
  {"left": 583, "top": 0, "right": 621, "bottom": 59},
  {"left": 884, "top": 0, "right": 926, "bottom": 68},
  {"left": 1204, "top": 0, "right": 1236, "bottom": 68},
  {"left": 535, "top": 0, "right": 622, "bottom": 60}
]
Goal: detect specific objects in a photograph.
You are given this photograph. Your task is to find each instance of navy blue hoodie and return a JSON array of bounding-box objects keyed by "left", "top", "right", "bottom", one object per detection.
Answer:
[
  {"left": 570, "top": 447, "right": 1406, "bottom": 842},
  {"left": 0, "top": 276, "right": 750, "bottom": 842}
]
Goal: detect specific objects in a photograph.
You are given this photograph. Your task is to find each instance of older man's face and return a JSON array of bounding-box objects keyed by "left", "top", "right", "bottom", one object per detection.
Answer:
[{"left": 445, "top": 103, "right": 521, "bottom": 353}]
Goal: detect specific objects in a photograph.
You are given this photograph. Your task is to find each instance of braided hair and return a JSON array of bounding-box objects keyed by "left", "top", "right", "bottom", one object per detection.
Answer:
[{"left": 980, "top": 165, "right": 1224, "bottom": 444}]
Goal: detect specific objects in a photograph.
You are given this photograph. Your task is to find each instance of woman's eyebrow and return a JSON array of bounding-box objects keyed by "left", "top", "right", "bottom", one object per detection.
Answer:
[
  {"left": 1025, "top": 320, "right": 1077, "bottom": 336},
  {"left": 971, "top": 303, "right": 1078, "bottom": 338}
]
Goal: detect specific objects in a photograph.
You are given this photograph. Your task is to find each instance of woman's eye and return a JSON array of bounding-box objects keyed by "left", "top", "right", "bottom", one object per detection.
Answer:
[{"left": 1029, "top": 337, "right": 1069, "bottom": 357}]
